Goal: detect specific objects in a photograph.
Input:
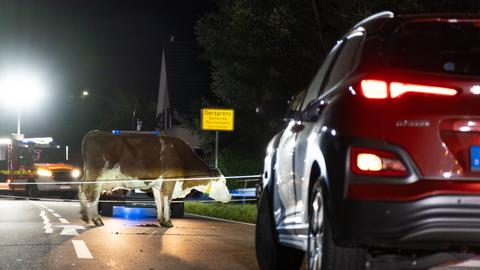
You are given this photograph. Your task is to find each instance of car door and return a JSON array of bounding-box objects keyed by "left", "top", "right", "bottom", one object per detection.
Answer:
[
  {"left": 275, "top": 41, "right": 343, "bottom": 229},
  {"left": 275, "top": 90, "right": 306, "bottom": 225},
  {"left": 292, "top": 31, "right": 365, "bottom": 226}
]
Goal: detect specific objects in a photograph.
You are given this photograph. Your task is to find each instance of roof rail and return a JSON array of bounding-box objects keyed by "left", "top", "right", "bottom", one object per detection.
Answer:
[{"left": 353, "top": 11, "right": 394, "bottom": 29}]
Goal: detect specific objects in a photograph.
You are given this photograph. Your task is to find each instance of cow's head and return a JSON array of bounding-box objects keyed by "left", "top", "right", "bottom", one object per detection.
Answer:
[{"left": 207, "top": 169, "right": 231, "bottom": 203}]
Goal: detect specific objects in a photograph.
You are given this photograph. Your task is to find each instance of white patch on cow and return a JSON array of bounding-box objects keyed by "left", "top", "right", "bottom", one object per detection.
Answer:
[
  {"left": 171, "top": 176, "right": 231, "bottom": 203},
  {"left": 96, "top": 164, "right": 165, "bottom": 193},
  {"left": 171, "top": 181, "right": 184, "bottom": 199},
  {"left": 206, "top": 175, "right": 231, "bottom": 203},
  {"left": 97, "top": 164, "right": 146, "bottom": 190}
]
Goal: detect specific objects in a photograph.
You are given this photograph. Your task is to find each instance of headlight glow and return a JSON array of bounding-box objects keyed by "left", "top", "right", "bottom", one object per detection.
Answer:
[
  {"left": 37, "top": 169, "right": 52, "bottom": 177},
  {"left": 71, "top": 169, "right": 81, "bottom": 178}
]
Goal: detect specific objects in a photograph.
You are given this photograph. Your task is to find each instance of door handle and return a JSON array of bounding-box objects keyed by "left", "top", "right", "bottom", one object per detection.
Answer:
[{"left": 291, "top": 121, "right": 305, "bottom": 133}]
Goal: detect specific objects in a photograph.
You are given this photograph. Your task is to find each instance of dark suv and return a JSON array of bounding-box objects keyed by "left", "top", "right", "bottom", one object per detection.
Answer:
[{"left": 256, "top": 11, "right": 480, "bottom": 270}]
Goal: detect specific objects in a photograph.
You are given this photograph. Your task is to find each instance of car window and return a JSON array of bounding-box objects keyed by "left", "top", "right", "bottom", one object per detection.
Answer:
[
  {"left": 389, "top": 21, "right": 480, "bottom": 76},
  {"left": 323, "top": 32, "right": 364, "bottom": 91},
  {"left": 284, "top": 89, "right": 307, "bottom": 119},
  {"left": 300, "top": 41, "right": 342, "bottom": 111}
]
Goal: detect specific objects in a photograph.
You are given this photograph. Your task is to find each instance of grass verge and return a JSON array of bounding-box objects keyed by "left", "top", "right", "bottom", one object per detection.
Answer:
[{"left": 185, "top": 202, "right": 257, "bottom": 224}]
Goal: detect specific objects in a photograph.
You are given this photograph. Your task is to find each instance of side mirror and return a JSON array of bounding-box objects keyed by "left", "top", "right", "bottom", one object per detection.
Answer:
[
  {"left": 256, "top": 99, "right": 289, "bottom": 121},
  {"left": 301, "top": 99, "right": 327, "bottom": 122}
]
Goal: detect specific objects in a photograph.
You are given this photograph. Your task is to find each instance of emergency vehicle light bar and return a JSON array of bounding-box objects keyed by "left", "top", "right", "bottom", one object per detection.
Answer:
[
  {"left": 112, "top": 130, "right": 161, "bottom": 136},
  {"left": 0, "top": 138, "right": 12, "bottom": 145},
  {"left": 22, "top": 137, "right": 53, "bottom": 145}
]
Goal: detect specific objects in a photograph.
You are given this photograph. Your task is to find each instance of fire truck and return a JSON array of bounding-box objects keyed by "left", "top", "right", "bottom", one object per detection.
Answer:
[{"left": 0, "top": 135, "right": 81, "bottom": 198}]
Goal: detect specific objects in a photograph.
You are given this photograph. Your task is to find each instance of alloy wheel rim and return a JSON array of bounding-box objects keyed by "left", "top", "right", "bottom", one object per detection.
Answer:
[{"left": 308, "top": 188, "right": 324, "bottom": 270}]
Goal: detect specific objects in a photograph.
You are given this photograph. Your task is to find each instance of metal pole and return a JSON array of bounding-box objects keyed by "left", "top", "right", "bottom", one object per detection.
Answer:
[
  {"left": 215, "top": 131, "right": 219, "bottom": 169},
  {"left": 16, "top": 106, "right": 21, "bottom": 135}
]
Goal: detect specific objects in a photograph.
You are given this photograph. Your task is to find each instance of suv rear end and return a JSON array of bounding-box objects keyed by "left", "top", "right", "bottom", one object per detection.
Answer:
[
  {"left": 334, "top": 15, "right": 480, "bottom": 249},
  {"left": 257, "top": 12, "right": 480, "bottom": 270}
]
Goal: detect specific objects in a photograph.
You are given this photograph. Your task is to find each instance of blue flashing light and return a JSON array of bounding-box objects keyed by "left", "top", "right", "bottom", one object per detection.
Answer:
[
  {"left": 111, "top": 130, "right": 160, "bottom": 136},
  {"left": 113, "top": 206, "right": 156, "bottom": 220}
]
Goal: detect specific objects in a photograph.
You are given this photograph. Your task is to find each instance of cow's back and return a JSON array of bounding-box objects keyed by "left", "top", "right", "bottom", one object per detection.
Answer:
[{"left": 82, "top": 131, "right": 211, "bottom": 181}]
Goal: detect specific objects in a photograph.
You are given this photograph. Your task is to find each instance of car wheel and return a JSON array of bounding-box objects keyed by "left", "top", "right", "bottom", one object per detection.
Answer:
[
  {"left": 255, "top": 186, "right": 304, "bottom": 270},
  {"left": 308, "top": 180, "right": 367, "bottom": 270},
  {"left": 98, "top": 201, "right": 114, "bottom": 217},
  {"left": 26, "top": 184, "right": 39, "bottom": 198}
]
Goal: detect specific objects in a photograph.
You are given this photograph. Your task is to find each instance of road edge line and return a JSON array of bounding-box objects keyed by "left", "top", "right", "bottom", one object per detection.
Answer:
[
  {"left": 185, "top": 213, "right": 255, "bottom": 227},
  {"left": 72, "top": 240, "right": 93, "bottom": 259}
]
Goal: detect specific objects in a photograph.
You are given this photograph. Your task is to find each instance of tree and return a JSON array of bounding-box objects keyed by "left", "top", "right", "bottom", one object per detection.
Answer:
[
  {"left": 196, "top": 0, "right": 324, "bottom": 173},
  {"left": 196, "top": 0, "right": 480, "bottom": 172}
]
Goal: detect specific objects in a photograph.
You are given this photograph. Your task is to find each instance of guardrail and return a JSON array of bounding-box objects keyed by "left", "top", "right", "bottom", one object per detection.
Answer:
[{"left": 0, "top": 174, "right": 261, "bottom": 204}]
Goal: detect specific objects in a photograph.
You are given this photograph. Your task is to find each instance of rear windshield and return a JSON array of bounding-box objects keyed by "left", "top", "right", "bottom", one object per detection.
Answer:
[{"left": 389, "top": 21, "right": 480, "bottom": 76}]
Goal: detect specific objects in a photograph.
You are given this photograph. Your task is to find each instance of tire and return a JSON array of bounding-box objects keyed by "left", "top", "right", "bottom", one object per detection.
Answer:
[
  {"left": 307, "top": 180, "right": 367, "bottom": 270},
  {"left": 170, "top": 201, "right": 184, "bottom": 218},
  {"left": 255, "top": 186, "right": 304, "bottom": 270},
  {"left": 98, "top": 201, "right": 114, "bottom": 217},
  {"left": 26, "top": 184, "right": 39, "bottom": 198}
]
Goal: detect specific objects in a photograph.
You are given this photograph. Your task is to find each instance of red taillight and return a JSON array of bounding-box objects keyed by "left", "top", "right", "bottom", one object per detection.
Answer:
[
  {"left": 359, "top": 80, "right": 458, "bottom": 99},
  {"left": 350, "top": 147, "right": 407, "bottom": 177},
  {"left": 360, "top": 80, "right": 388, "bottom": 99}
]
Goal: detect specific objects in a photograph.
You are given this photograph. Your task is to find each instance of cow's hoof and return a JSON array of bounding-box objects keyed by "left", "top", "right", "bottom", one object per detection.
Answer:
[
  {"left": 92, "top": 217, "right": 104, "bottom": 226},
  {"left": 159, "top": 219, "right": 173, "bottom": 228},
  {"left": 81, "top": 215, "right": 89, "bottom": 223}
]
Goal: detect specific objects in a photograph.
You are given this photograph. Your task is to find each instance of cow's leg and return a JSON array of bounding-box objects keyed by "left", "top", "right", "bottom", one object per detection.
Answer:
[
  {"left": 162, "top": 194, "right": 173, "bottom": 228},
  {"left": 152, "top": 185, "right": 164, "bottom": 226},
  {"left": 78, "top": 184, "right": 89, "bottom": 223},
  {"left": 90, "top": 186, "right": 104, "bottom": 226}
]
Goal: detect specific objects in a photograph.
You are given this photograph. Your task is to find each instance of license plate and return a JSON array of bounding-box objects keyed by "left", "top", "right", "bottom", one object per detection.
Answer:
[
  {"left": 59, "top": 185, "right": 71, "bottom": 190},
  {"left": 471, "top": 146, "right": 480, "bottom": 171}
]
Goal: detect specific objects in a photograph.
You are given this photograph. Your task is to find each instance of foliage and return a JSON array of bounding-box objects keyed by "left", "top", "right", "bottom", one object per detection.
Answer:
[
  {"left": 185, "top": 201, "right": 257, "bottom": 224},
  {"left": 195, "top": 0, "right": 480, "bottom": 161},
  {"left": 95, "top": 90, "right": 157, "bottom": 132}
]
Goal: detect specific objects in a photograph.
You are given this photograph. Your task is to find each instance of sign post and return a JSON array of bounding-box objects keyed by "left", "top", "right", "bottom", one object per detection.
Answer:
[{"left": 201, "top": 108, "right": 235, "bottom": 168}]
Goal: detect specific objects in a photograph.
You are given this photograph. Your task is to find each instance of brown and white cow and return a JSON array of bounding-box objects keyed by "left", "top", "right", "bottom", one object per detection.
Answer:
[{"left": 78, "top": 131, "right": 231, "bottom": 227}]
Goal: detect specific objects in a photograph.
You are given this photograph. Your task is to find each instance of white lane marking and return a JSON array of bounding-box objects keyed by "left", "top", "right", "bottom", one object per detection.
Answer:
[
  {"left": 52, "top": 213, "right": 61, "bottom": 218},
  {"left": 39, "top": 210, "right": 53, "bottom": 233},
  {"left": 58, "top": 218, "right": 69, "bottom": 224},
  {"left": 185, "top": 213, "right": 255, "bottom": 227},
  {"left": 452, "top": 256, "right": 480, "bottom": 267},
  {"left": 47, "top": 209, "right": 54, "bottom": 213},
  {"left": 58, "top": 225, "right": 85, "bottom": 236},
  {"left": 72, "top": 240, "right": 93, "bottom": 259}
]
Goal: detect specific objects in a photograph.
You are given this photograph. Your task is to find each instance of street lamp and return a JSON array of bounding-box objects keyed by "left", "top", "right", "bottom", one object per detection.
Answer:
[
  {"left": 0, "top": 71, "right": 47, "bottom": 135},
  {"left": 82, "top": 90, "right": 89, "bottom": 97}
]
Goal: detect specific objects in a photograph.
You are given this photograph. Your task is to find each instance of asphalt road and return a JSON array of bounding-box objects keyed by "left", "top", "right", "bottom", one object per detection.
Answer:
[
  {"left": 2, "top": 196, "right": 480, "bottom": 270},
  {"left": 0, "top": 198, "right": 257, "bottom": 270}
]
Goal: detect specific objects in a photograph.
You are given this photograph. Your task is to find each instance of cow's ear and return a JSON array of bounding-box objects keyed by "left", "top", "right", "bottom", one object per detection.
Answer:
[{"left": 210, "top": 168, "right": 221, "bottom": 177}]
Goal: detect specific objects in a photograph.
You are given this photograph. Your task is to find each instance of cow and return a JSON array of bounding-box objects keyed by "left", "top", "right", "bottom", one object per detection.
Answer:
[{"left": 78, "top": 130, "right": 231, "bottom": 227}]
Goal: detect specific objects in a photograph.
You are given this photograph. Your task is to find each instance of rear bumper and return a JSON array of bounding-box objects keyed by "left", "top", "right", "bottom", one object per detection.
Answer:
[{"left": 338, "top": 195, "right": 480, "bottom": 249}]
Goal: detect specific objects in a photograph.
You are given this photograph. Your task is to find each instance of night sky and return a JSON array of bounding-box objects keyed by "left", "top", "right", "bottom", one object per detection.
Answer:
[{"left": 0, "top": 0, "right": 214, "bottom": 148}]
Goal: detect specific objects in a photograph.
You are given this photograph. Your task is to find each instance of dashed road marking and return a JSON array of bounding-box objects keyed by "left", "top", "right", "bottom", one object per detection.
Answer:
[
  {"left": 47, "top": 208, "right": 54, "bottom": 213},
  {"left": 52, "top": 213, "right": 61, "bottom": 218},
  {"left": 58, "top": 218, "right": 69, "bottom": 224},
  {"left": 59, "top": 225, "right": 85, "bottom": 236},
  {"left": 39, "top": 210, "right": 53, "bottom": 233},
  {"left": 72, "top": 240, "right": 93, "bottom": 259}
]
